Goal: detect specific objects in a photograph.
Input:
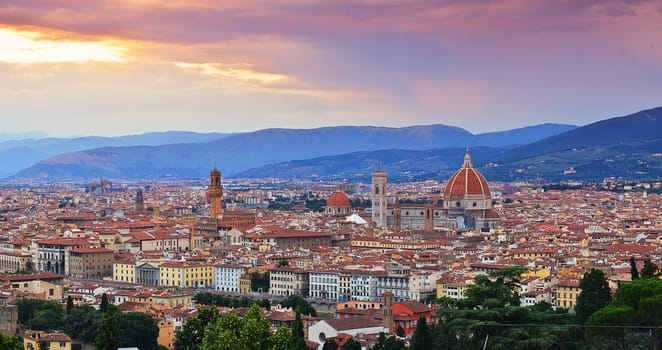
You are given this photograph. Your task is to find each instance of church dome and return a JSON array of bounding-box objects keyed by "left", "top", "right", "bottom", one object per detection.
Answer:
[
  {"left": 327, "top": 192, "right": 351, "bottom": 207},
  {"left": 444, "top": 149, "right": 491, "bottom": 199}
]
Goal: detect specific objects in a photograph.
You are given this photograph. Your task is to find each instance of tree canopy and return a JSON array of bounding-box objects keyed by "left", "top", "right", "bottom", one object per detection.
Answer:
[
  {"left": 575, "top": 268, "right": 612, "bottom": 324},
  {"left": 287, "top": 309, "right": 308, "bottom": 350},
  {"left": 174, "top": 306, "right": 220, "bottom": 350},
  {"left": 586, "top": 277, "right": 662, "bottom": 348},
  {"left": 118, "top": 312, "right": 159, "bottom": 350},
  {"left": 95, "top": 308, "right": 121, "bottom": 350},
  {"left": 0, "top": 333, "right": 22, "bottom": 350},
  {"left": 64, "top": 305, "right": 99, "bottom": 344},
  {"left": 279, "top": 295, "right": 317, "bottom": 317},
  {"left": 17, "top": 299, "right": 65, "bottom": 331},
  {"left": 639, "top": 259, "right": 660, "bottom": 279},
  {"left": 460, "top": 265, "right": 528, "bottom": 309},
  {"left": 431, "top": 265, "right": 578, "bottom": 349},
  {"left": 200, "top": 304, "right": 290, "bottom": 350}
]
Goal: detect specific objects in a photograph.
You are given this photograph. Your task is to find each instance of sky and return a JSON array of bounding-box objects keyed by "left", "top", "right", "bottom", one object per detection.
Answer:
[{"left": 0, "top": 0, "right": 661, "bottom": 137}]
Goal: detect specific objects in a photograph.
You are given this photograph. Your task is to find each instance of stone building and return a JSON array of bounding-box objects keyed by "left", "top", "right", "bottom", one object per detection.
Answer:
[{"left": 68, "top": 247, "right": 114, "bottom": 279}]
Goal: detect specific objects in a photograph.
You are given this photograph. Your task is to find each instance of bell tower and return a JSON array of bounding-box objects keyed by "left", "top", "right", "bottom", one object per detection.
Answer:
[
  {"left": 208, "top": 164, "right": 223, "bottom": 219},
  {"left": 371, "top": 170, "right": 388, "bottom": 228}
]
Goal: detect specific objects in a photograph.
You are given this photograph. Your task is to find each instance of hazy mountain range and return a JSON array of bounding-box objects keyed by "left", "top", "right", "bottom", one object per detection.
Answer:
[
  {"left": 0, "top": 131, "right": 233, "bottom": 178},
  {"left": 239, "top": 107, "right": 662, "bottom": 182},
  {"left": 7, "top": 106, "right": 662, "bottom": 182},
  {"left": 10, "top": 123, "right": 576, "bottom": 180}
]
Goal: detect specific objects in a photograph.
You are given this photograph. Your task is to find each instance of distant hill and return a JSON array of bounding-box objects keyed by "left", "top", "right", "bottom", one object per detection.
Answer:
[
  {"left": 236, "top": 108, "right": 662, "bottom": 182},
  {"left": 12, "top": 123, "right": 574, "bottom": 180},
  {"left": 0, "top": 131, "right": 49, "bottom": 142},
  {"left": 0, "top": 131, "right": 232, "bottom": 178},
  {"left": 235, "top": 147, "right": 508, "bottom": 182},
  {"left": 501, "top": 107, "right": 662, "bottom": 160}
]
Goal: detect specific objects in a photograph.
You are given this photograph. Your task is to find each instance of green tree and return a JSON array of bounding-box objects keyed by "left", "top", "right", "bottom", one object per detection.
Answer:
[
  {"left": 64, "top": 305, "right": 100, "bottom": 344},
  {"left": 17, "top": 299, "right": 51, "bottom": 324},
  {"left": 250, "top": 271, "right": 270, "bottom": 292},
  {"left": 342, "top": 338, "right": 361, "bottom": 350},
  {"left": 27, "top": 308, "right": 65, "bottom": 331},
  {"left": 100, "top": 293, "right": 109, "bottom": 313},
  {"left": 395, "top": 325, "right": 405, "bottom": 338},
  {"left": 200, "top": 311, "right": 242, "bottom": 350},
  {"left": 462, "top": 265, "right": 527, "bottom": 309},
  {"left": 0, "top": 333, "right": 22, "bottom": 350},
  {"left": 271, "top": 325, "right": 292, "bottom": 350},
  {"left": 630, "top": 257, "right": 640, "bottom": 280},
  {"left": 435, "top": 300, "right": 576, "bottom": 349},
  {"left": 612, "top": 277, "right": 662, "bottom": 310},
  {"left": 575, "top": 268, "right": 612, "bottom": 324},
  {"left": 174, "top": 307, "right": 220, "bottom": 350},
  {"left": 280, "top": 295, "right": 317, "bottom": 317},
  {"left": 118, "top": 312, "right": 159, "bottom": 350},
  {"left": 384, "top": 335, "right": 406, "bottom": 350},
  {"left": 287, "top": 310, "right": 308, "bottom": 350},
  {"left": 239, "top": 304, "right": 273, "bottom": 350},
  {"left": 66, "top": 295, "right": 74, "bottom": 314},
  {"left": 200, "top": 304, "right": 288, "bottom": 350},
  {"left": 409, "top": 316, "right": 430, "bottom": 350},
  {"left": 585, "top": 278, "right": 662, "bottom": 349},
  {"left": 640, "top": 259, "right": 660, "bottom": 279},
  {"left": 95, "top": 308, "right": 122, "bottom": 350},
  {"left": 22, "top": 300, "right": 65, "bottom": 331},
  {"left": 323, "top": 339, "right": 339, "bottom": 350},
  {"left": 259, "top": 298, "right": 271, "bottom": 311},
  {"left": 371, "top": 332, "right": 387, "bottom": 350},
  {"left": 277, "top": 260, "right": 289, "bottom": 267}
]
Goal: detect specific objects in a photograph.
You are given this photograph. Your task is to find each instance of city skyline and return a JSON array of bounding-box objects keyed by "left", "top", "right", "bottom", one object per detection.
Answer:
[{"left": 1, "top": 0, "right": 661, "bottom": 137}]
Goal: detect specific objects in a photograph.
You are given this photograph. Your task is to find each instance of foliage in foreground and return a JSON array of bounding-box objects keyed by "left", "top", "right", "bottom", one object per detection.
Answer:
[{"left": 199, "top": 304, "right": 290, "bottom": 350}]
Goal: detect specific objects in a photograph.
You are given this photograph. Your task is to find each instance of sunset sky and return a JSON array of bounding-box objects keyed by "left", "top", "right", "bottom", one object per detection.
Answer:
[{"left": 1, "top": 0, "right": 661, "bottom": 137}]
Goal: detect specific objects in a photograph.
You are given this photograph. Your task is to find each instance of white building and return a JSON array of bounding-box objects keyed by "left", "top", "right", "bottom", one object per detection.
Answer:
[
  {"left": 214, "top": 264, "right": 247, "bottom": 293},
  {"left": 376, "top": 275, "right": 411, "bottom": 302},
  {"left": 308, "top": 317, "right": 386, "bottom": 350},
  {"left": 349, "top": 272, "right": 379, "bottom": 301},
  {"left": 309, "top": 271, "right": 339, "bottom": 302},
  {"left": 269, "top": 267, "right": 309, "bottom": 297}
]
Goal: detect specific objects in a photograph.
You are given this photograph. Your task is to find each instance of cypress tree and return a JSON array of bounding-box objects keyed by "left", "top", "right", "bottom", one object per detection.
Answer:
[
  {"left": 66, "top": 295, "right": 74, "bottom": 314},
  {"left": 100, "top": 293, "right": 109, "bottom": 313},
  {"left": 287, "top": 309, "right": 308, "bottom": 350},
  {"left": 640, "top": 259, "right": 660, "bottom": 279},
  {"left": 630, "top": 257, "right": 639, "bottom": 280},
  {"left": 575, "top": 269, "right": 612, "bottom": 324},
  {"left": 409, "top": 316, "right": 430, "bottom": 350}
]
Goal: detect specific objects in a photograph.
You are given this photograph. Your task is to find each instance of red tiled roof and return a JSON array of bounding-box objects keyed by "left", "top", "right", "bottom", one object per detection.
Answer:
[
  {"left": 444, "top": 150, "right": 491, "bottom": 198},
  {"left": 324, "top": 316, "right": 383, "bottom": 331},
  {"left": 36, "top": 238, "right": 90, "bottom": 246},
  {"left": 70, "top": 247, "right": 114, "bottom": 254},
  {"left": 327, "top": 192, "right": 351, "bottom": 207}
]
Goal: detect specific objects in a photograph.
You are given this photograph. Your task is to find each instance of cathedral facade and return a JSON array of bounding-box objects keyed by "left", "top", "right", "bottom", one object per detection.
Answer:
[{"left": 374, "top": 149, "right": 500, "bottom": 232}]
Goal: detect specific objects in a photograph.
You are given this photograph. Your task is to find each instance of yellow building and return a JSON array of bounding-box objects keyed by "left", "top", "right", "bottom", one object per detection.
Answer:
[
  {"left": 239, "top": 273, "right": 252, "bottom": 294},
  {"left": 1, "top": 274, "right": 65, "bottom": 301},
  {"left": 159, "top": 262, "right": 214, "bottom": 288},
  {"left": 554, "top": 279, "right": 580, "bottom": 309},
  {"left": 522, "top": 267, "right": 551, "bottom": 279},
  {"left": 152, "top": 292, "right": 193, "bottom": 307},
  {"left": 0, "top": 252, "right": 32, "bottom": 273},
  {"left": 24, "top": 330, "right": 71, "bottom": 350},
  {"left": 436, "top": 279, "right": 470, "bottom": 300},
  {"left": 157, "top": 318, "right": 175, "bottom": 350},
  {"left": 113, "top": 261, "right": 136, "bottom": 283}
]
